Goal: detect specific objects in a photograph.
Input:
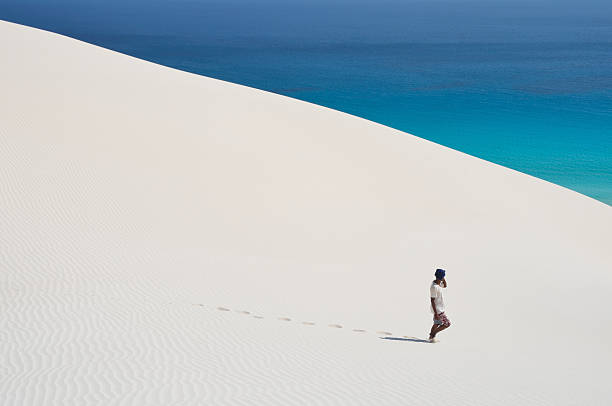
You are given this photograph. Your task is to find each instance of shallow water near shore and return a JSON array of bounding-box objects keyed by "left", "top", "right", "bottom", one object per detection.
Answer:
[{"left": 2, "top": 0, "right": 610, "bottom": 204}]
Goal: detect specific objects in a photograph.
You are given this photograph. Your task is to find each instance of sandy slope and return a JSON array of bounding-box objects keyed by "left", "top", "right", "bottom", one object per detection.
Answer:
[{"left": 1, "top": 20, "right": 611, "bottom": 405}]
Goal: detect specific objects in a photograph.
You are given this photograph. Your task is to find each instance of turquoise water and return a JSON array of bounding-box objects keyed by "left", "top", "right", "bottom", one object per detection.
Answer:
[{"left": 2, "top": 1, "right": 611, "bottom": 204}]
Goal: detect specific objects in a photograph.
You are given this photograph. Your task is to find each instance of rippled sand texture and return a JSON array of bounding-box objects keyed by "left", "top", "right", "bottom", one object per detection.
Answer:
[{"left": 1, "top": 21, "right": 611, "bottom": 405}]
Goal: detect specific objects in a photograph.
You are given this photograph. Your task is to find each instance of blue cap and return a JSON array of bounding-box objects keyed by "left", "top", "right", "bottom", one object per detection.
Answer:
[{"left": 435, "top": 268, "right": 446, "bottom": 279}]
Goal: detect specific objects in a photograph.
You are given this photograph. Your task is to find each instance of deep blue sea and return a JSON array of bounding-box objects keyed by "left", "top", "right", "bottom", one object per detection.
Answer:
[{"left": 2, "top": 0, "right": 611, "bottom": 204}]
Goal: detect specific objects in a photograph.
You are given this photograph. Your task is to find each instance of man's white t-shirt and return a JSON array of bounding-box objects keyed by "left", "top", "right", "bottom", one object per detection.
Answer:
[{"left": 430, "top": 281, "right": 445, "bottom": 314}]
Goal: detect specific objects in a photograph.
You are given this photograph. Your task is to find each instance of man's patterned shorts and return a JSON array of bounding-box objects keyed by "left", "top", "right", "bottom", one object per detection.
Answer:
[{"left": 434, "top": 312, "right": 451, "bottom": 327}]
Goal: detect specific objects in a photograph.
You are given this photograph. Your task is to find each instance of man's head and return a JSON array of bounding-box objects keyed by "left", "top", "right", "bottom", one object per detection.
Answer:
[{"left": 435, "top": 268, "right": 446, "bottom": 280}]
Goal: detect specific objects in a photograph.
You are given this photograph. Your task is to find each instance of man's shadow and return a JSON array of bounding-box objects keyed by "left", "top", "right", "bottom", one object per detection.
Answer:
[{"left": 380, "top": 337, "right": 430, "bottom": 343}]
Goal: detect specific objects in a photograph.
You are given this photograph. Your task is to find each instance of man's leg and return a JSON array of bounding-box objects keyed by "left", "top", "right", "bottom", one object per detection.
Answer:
[
  {"left": 434, "top": 314, "right": 451, "bottom": 337},
  {"left": 429, "top": 323, "right": 439, "bottom": 339},
  {"left": 429, "top": 318, "right": 444, "bottom": 339},
  {"left": 434, "top": 324, "right": 449, "bottom": 335}
]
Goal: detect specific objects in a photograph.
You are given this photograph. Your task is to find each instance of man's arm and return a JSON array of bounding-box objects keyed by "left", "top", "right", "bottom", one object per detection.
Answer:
[
  {"left": 430, "top": 297, "right": 438, "bottom": 317},
  {"left": 441, "top": 278, "right": 447, "bottom": 288}
]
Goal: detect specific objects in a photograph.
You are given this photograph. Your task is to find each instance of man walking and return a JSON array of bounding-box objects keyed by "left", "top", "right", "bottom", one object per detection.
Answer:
[{"left": 429, "top": 268, "right": 451, "bottom": 343}]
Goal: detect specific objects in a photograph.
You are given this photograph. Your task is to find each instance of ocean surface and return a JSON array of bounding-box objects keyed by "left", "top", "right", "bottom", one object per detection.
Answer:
[{"left": 2, "top": 0, "right": 611, "bottom": 204}]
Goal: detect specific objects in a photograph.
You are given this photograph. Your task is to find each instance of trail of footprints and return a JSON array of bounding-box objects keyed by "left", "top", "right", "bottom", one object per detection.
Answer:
[{"left": 189, "top": 304, "right": 394, "bottom": 336}]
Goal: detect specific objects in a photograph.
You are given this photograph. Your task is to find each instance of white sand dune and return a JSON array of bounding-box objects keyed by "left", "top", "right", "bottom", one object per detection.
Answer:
[{"left": 1, "top": 20, "right": 611, "bottom": 405}]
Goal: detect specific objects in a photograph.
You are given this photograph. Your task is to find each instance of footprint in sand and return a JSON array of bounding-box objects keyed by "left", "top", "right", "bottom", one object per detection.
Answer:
[
  {"left": 216, "top": 307, "right": 387, "bottom": 338},
  {"left": 192, "top": 304, "right": 205, "bottom": 307}
]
